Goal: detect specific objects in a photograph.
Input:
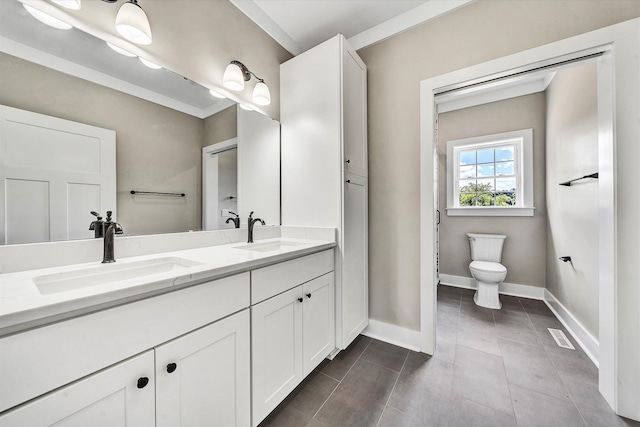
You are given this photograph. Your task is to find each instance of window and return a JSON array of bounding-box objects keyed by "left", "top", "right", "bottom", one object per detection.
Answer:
[{"left": 446, "top": 129, "right": 534, "bottom": 216}]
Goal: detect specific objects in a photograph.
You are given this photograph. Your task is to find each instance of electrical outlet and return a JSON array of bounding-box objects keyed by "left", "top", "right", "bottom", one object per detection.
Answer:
[{"left": 221, "top": 209, "right": 232, "bottom": 217}]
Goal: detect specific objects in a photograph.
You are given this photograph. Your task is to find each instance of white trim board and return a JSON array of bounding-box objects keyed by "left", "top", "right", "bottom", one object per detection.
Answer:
[
  {"left": 439, "top": 274, "right": 545, "bottom": 300},
  {"left": 362, "top": 319, "right": 422, "bottom": 352},
  {"left": 544, "top": 289, "right": 599, "bottom": 368}
]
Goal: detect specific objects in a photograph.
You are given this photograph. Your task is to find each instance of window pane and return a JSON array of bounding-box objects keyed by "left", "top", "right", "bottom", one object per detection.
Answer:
[
  {"left": 477, "top": 193, "right": 495, "bottom": 206},
  {"left": 459, "top": 151, "right": 476, "bottom": 165},
  {"left": 496, "top": 161, "right": 514, "bottom": 176},
  {"left": 477, "top": 178, "right": 493, "bottom": 192},
  {"left": 459, "top": 193, "right": 477, "bottom": 206},
  {"left": 496, "top": 177, "right": 516, "bottom": 191},
  {"left": 459, "top": 165, "right": 476, "bottom": 179},
  {"left": 459, "top": 179, "right": 476, "bottom": 193},
  {"left": 496, "top": 146, "right": 514, "bottom": 161},
  {"left": 477, "top": 149, "right": 494, "bottom": 164},
  {"left": 477, "top": 164, "right": 495, "bottom": 177}
]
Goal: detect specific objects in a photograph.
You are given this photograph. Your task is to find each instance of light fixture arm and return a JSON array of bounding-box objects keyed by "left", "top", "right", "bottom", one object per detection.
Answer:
[{"left": 230, "top": 60, "right": 264, "bottom": 83}]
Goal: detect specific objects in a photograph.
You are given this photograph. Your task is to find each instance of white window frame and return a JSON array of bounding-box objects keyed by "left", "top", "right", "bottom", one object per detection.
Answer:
[{"left": 446, "top": 129, "right": 534, "bottom": 216}]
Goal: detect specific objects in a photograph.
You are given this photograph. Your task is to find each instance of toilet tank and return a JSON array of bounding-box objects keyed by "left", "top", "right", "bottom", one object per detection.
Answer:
[{"left": 467, "top": 233, "right": 507, "bottom": 262}]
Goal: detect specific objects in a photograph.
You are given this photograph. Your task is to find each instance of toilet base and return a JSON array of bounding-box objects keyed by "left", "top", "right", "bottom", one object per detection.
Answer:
[{"left": 473, "top": 280, "right": 502, "bottom": 309}]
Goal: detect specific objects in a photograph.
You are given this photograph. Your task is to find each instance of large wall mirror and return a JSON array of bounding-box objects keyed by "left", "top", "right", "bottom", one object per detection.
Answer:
[{"left": 0, "top": 0, "right": 281, "bottom": 245}]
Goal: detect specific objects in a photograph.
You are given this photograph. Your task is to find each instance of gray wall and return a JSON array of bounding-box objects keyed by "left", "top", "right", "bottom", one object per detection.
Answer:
[
  {"left": 204, "top": 106, "right": 238, "bottom": 147},
  {"left": 0, "top": 52, "right": 204, "bottom": 236},
  {"left": 358, "top": 0, "right": 640, "bottom": 330},
  {"left": 438, "top": 94, "right": 547, "bottom": 287},
  {"left": 546, "top": 62, "right": 599, "bottom": 339}
]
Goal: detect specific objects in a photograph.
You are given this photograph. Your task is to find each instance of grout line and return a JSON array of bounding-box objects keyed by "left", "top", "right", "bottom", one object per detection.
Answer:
[{"left": 374, "top": 351, "right": 410, "bottom": 427}]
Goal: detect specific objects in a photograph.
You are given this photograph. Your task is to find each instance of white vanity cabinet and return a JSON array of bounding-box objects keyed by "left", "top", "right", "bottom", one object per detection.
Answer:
[
  {"left": 0, "top": 273, "right": 251, "bottom": 426},
  {"left": 0, "top": 350, "right": 156, "bottom": 426},
  {"left": 251, "top": 250, "right": 335, "bottom": 426},
  {"left": 281, "top": 34, "right": 368, "bottom": 350}
]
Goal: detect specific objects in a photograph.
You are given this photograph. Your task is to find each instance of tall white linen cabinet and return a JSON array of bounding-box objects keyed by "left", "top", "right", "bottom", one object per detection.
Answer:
[{"left": 281, "top": 34, "right": 368, "bottom": 350}]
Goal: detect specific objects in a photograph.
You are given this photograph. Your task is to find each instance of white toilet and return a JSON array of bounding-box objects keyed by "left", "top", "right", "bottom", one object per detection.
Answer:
[{"left": 467, "top": 233, "right": 507, "bottom": 309}]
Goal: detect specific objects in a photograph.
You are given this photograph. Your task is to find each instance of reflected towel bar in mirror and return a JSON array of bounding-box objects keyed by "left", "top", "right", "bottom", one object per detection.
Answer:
[{"left": 130, "top": 190, "right": 186, "bottom": 197}]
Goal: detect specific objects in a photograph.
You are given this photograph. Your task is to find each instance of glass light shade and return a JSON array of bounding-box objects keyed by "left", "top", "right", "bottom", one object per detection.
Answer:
[
  {"left": 115, "top": 1, "right": 152, "bottom": 45},
  {"left": 139, "top": 57, "right": 161, "bottom": 69},
  {"left": 106, "top": 42, "right": 136, "bottom": 57},
  {"left": 252, "top": 81, "right": 271, "bottom": 106},
  {"left": 23, "top": 4, "right": 72, "bottom": 29},
  {"left": 239, "top": 104, "right": 254, "bottom": 111},
  {"left": 223, "top": 63, "right": 245, "bottom": 91},
  {"left": 51, "top": 0, "right": 81, "bottom": 10},
  {"left": 209, "top": 89, "right": 226, "bottom": 99}
]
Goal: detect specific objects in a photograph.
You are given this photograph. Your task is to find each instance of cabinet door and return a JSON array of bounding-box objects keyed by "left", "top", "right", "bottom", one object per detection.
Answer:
[
  {"left": 0, "top": 351, "right": 154, "bottom": 427},
  {"left": 342, "top": 43, "right": 368, "bottom": 178},
  {"left": 302, "top": 272, "right": 335, "bottom": 376},
  {"left": 342, "top": 172, "right": 369, "bottom": 347},
  {"left": 155, "top": 310, "right": 250, "bottom": 427},
  {"left": 252, "top": 286, "right": 303, "bottom": 426}
]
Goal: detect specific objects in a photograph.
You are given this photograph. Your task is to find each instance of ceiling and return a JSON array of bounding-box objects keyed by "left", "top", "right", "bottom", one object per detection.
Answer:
[{"left": 230, "top": 0, "right": 473, "bottom": 55}]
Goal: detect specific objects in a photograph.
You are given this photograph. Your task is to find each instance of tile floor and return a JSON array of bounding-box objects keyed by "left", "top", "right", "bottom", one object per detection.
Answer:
[{"left": 258, "top": 285, "right": 640, "bottom": 427}]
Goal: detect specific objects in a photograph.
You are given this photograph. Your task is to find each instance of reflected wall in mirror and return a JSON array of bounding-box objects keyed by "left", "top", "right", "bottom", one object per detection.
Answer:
[{"left": 0, "top": 52, "right": 281, "bottom": 244}]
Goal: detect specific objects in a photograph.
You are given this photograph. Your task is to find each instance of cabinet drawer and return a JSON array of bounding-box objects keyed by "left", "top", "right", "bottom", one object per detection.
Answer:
[
  {"left": 251, "top": 250, "right": 334, "bottom": 304},
  {"left": 0, "top": 272, "right": 249, "bottom": 413}
]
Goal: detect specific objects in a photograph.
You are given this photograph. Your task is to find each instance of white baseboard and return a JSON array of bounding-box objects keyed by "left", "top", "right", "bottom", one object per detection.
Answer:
[
  {"left": 438, "top": 274, "right": 599, "bottom": 366},
  {"left": 362, "top": 319, "right": 422, "bottom": 352},
  {"left": 543, "top": 289, "right": 599, "bottom": 367},
  {"left": 439, "top": 274, "right": 545, "bottom": 300}
]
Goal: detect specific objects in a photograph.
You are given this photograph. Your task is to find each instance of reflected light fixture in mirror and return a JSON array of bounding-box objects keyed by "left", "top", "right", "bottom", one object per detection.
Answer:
[
  {"left": 23, "top": 4, "right": 72, "bottom": 30},
  {"left": 239, "top": 104, "right": 253, "bottom": 111},
  {"left": 51, "top": 0, "right": 82, "bottom": 10},
  {"left": 223, "top": 60, "right": 271, "bottom": 106},
  {"left": 209, "top": 89, "right": 226, "bottom": 99},
  {"left": 114, "top": 0, "right": 152, "bottom": 45},
  {"left": 106, "top": 42, "right": 137, "bottom": 57},
  {"left": 139, "top": 57, "right": 162, "bottom": 69}
]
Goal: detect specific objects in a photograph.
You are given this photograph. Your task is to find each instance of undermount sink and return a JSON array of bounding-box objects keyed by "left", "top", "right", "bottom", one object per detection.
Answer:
[
  {"left": 33, "top": 257, "right": 202, "bottom": 295},
  {"left": 235, "top": 240, "right": 304, "bottom": 253}
]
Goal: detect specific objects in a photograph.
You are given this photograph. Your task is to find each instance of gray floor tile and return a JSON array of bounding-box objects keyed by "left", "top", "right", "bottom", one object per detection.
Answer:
[
  {"left": 360, "top": 339, "right": 409, "bottom": 372},
  {"left": 493, "top": 311, "right": 542, "bottom": 347},
  {"left": 448, "top": 395, "right": 517, "bottom": 427},
  {"left": 520, "top": 298, "right": 553, "bottom": 315},
  {"left": 457, "top": 325, "right": 502, "bottom": 356},
  {"left": 437, "top": 300, "right": 461, "bottom": 327},
  {"left": 460, "top": 299, "right": 495, "bottom": 325},
  {"left": 438, "top": 284, "right": 463, "bottom": 299},
  {"left": 452, "top": 345, "right": 514, "bottom": 415},
  {"left": 306, "top": 419, "right": 327, "bottom": 427},
  {"left": 580, "top": 408, "right": 640, "bottom": 427},
  {"left": 319, "top": 335, "right": 372, "bottom": 381},
  {"left": 500, "top": 295, "right": 527, "bottom": 314},
  {"left": 315, "top": 359, "right": 398, "bottom": 427},
  {"left": 376, "top": 406, "right": 423, "bottom": 427},
  {"left": 560, "top": 373, "right": 612, "bottom": 415},
  {"left": 544, "top": 341, "right": 598, "bottom": 384},
  {"left": 510, "top": 383, "right": 586, "bottom": 427},
  {"left": 499, "top": 338, "right": 571, "bottom": 400},
  {"left": 259, "top": 370, "right": 339, "bottom": 427},
  {"left": 387, "top": 352, "right": 453, "bottom": 425},
  {"left": 434, "top": 323, "right": 457, "bottom": 363}
]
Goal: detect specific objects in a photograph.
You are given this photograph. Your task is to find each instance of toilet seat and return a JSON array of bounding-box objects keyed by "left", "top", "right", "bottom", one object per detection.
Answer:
[{"left": 469, "top": 260, "right": 506, "bottom": 274}]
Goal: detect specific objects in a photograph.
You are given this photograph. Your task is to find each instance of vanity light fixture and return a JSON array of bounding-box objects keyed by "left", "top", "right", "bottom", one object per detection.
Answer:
[
  {"left": 222, "top": 60, "right": 271, "bottom": 105},
  {"left": 114, "top": 0, "right": 152, "bottom": 45},
  {"left": 139, "top": 57, "right": 161, "bottom": 69},
  {"left": 23, "top": 4, "right": 72, "bottom": 29},
  {"left": 51, "top": 0, "right": 82, "bottom": 10},
  {"left": 106, "top": 41, "right": 136, "bottom": 57}
]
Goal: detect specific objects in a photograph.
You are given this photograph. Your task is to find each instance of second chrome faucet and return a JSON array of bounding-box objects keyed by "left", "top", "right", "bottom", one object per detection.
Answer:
[{"left": 247, "top": 211, "right": 265, "bottom": 243}]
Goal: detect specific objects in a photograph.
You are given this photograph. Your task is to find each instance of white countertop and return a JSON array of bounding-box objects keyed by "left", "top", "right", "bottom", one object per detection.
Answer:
[{"left": 0, "top": 237, "right": 335, "bottom": 335}]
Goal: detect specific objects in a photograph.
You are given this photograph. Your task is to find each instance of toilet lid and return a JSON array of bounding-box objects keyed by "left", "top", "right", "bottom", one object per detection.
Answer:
[{"left": 470, "top": 260, "right": 506, "bottom": 273}]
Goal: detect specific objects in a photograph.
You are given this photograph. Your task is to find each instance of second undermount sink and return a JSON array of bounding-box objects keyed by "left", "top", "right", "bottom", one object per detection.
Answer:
[
  {"left": 33, "top": 257, "right": 202, "bottom": 295},
  {"left": 235, "top": 240, "right": 304, "bottom": 253}
]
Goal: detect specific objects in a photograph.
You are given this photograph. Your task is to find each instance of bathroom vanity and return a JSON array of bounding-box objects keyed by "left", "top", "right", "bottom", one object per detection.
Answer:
[{"left": 0, "top": 231, "right": 336, "bottom": 427}]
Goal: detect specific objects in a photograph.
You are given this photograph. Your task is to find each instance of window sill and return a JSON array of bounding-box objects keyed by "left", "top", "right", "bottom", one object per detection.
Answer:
[{"left": 446, "top": 207, "right": 535, "bottom": 217}]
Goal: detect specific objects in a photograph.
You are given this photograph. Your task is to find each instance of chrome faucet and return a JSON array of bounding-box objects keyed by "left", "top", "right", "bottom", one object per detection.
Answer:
[
  {"left": 102, "top": 211, "right": 123, "bottom": 263},
  {"left": 247, "top": 211, "right": 265, "bottom": 243}
]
